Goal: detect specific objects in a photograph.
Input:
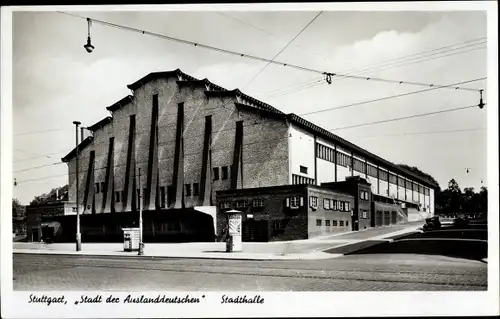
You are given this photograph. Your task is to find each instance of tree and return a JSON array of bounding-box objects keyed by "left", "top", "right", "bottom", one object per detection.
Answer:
[
  {"left": 12, "top": 198, "right": 27, "bottom": 234},
  {"left": 12, "top": 198, "right": 26, "bottom": 219}
]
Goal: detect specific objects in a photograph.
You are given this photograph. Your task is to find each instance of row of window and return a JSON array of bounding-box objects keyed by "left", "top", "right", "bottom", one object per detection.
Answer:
[
  {"left": 291, "top": 174, "right": 315, "bottom": 185},
  {"left": 315, "top": 143, "right": 431, "bottom": 193},
  {"left": 316, "top": 219, "right": 349, "bottom": 227},
  {"left": 309, "top": 196, "right": 351, "bottom": 211},
  {"left": 220, "top": 199, "right": 265, "bottom": 209}
]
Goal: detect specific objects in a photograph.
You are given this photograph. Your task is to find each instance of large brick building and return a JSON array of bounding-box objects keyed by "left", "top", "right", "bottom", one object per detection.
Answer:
[{"left": 52, "top": 68, "right": 437, "bottom": 242}]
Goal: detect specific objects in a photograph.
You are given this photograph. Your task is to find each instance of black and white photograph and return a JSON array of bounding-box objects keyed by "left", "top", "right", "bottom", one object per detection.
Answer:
[{"left": 1, "top": 2, "right": 499, "bottom": 318}]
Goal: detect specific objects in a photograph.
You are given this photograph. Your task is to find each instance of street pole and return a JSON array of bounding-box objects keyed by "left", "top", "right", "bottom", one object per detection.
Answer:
[
  {"left": 138, "top": 167, "right": 144, "bottom": 255},
  {"left": 73, "top": 121, "right": 82, "bottom": 251}
]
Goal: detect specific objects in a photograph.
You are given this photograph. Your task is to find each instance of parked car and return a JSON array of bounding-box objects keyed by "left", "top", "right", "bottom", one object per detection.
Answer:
[{"left": 423, "top": 217, "right": 441, "bottom": 231}]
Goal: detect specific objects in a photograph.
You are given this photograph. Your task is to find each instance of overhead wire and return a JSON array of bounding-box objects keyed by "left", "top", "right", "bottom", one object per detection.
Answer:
[
  {"left": 15, "top": 174, "right": 68, "bottom": 184},
  {"left": 337, "top": 37, "right": 486, "bottom": 76},
  {"left": 254, "top": 38, "right": 487, "bottom": 100},
  {"left": 349, "top": 127, "right": 487, "bottom": 139},
  {"left": 211, "top": 11, "right": 323, "bottom": 145},
  {"left": 56, "top": 11, "right": 483, "bottom": 93},
  {"left": 299, "top": 77, "right": 487, "bottom": 116},
  {"left": 14, "top": 128, "right": 67, "bottom": 136},
  {"left": 14, "top": 162, "right": 65, "bottom": 173},
  {"left": 329, "top": 104, "right": 482, "bottom": 131},
  {"left": 244, "top": 11, "right": 323, "bottom": 88}
]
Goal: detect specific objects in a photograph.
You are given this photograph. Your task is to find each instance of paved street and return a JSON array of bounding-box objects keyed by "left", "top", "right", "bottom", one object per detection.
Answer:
[{"left": 13, "top": 253, "right": 487, "bottom": 291}]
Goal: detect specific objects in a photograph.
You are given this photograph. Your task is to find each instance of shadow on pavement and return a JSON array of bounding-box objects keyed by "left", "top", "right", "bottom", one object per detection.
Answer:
[{"left": 346, "top": 238, "right": 487, "bottom": 261}]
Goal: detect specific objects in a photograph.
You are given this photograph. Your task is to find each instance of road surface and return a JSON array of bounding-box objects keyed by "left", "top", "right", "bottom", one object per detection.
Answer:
[{"left": 13, "top": 253, "right": 487, "bottom": 291}]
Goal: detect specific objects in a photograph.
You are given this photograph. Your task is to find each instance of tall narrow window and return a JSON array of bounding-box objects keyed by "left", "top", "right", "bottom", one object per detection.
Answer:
[
  {"left": 213, "top": 167, "right": 220, "bottom": 181},
  {"left": 101, "top": 182, "right": 105, "bottom": 193},
  {"left": 143, "top": 188, "right": 147, "bottom": 205},
  {"left": 95, "top": 183, "right": 100, "bottom": 194},
  {"left": 193, "top": 183, "right": 200, "bottom": 196},
  {"left": 167, "top": 185, "right": 174, "bottom": 207},
  {"left": 115, "top": 191, "right": 120, "bottom": 203},
  {"left": 185, "top": 184, "right": 192, "bottom": 197},
  {"left": 160, "top": 186, "right": 166, "bottom": 208},
  {"left": 153, "top": 94, "right": 158, "bottom": 108},
  {"left": 221, "top": 166, "right": 229, "bottom": 180}
]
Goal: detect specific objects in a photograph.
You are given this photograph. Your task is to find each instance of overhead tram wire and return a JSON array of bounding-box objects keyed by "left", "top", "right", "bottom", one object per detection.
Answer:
[
  {"left": 299, "top": 77, "right": 487, "bottom": 116},
  {"left": 57, "top": 11, "right": 482, "bottom": 93},
  {"left": 351, "top": 127, "right": 487, "bottom": 139},
  {"left": 14, "top": 162, "right": 65, "bottom": 173},
  {"left": 15, "top": 173, "right": 68, "bottom": 185},
  {"left": 14, "top": 128, "right": 67, "bottom": 136},
  {"left": 328, "top": 104, "right": 483, "bottom": 132},
  {"left": 264, "top": 42, "right": 485, "bottom": 98},
  {"left": 262, "top": 41, "right": 486, "bottom": 99},
  {"left": 335, "top": 37, "right": 486, "bottom": 76},
  {"left": 210, "top": 11, "right": 324, "bottom": 144},
  {"left": 244, "top": 11, "right": 323, "bottom": 87},
  {"left": 326, "top": 45, "right": 486, "bottom": 87}
]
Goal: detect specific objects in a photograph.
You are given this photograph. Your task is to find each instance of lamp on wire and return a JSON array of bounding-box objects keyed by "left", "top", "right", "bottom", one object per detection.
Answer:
[
  {"left": 478, "top": 90, "right": 485, "bottom": 109},
  {"left": 83, "top": 18, "right": 95, "bottom": 53}
]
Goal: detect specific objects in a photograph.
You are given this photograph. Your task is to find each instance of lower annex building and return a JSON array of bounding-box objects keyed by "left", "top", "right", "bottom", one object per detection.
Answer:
[{"left": 27, "top": 69, "right": 437, "bottom": 243}]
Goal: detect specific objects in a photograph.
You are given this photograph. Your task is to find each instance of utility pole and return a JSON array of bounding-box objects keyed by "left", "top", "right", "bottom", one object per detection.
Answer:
[
  {"left": 138, "top": 167, "right": 144, "bottom": 256},
  {"left": 73, "top": 121, "right": 82, "bottom": 251}
]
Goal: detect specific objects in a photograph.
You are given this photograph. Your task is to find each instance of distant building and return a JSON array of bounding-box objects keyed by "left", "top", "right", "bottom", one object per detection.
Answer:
[
  {"left": 26, "top": 185, "right": 75, "bottom": 242},
  {"left": 31, "top": 69, "right": 437, "bottom": 243}
]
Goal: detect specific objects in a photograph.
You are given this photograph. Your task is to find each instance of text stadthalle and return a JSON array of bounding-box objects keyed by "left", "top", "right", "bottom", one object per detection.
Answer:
[
  {"left": 28, "top": 294, "right": 67, "bottom": 306},
  {"left": 221, "top": 295, "right": 264, "bottom": 304}
]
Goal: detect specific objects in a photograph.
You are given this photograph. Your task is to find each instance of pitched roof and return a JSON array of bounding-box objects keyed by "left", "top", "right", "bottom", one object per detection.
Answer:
[
  {"left": 106, "top": 95, "right": 134, "bottom": 112},
  {"left": 127, "top": 69, "right": 198, "bottom": 91},
  {"left": 61, "top": 136, "right": 94, "bottom": 163},
  {"left": 87, "top": 116, "right": 113, "bottom": 132}
]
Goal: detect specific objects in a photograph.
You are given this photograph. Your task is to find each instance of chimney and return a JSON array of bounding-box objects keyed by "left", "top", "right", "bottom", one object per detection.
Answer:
[{"left": 56, "top": 188, "right": 59, "bottom": 200}]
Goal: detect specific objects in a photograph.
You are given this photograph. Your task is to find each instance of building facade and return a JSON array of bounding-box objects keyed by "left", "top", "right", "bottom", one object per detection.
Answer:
[
  {"left": 58, "top": 69, "right": 437, "bottom": 242},
  {"left": 216, "top": 184, "right": 354, "bottom": 241}
]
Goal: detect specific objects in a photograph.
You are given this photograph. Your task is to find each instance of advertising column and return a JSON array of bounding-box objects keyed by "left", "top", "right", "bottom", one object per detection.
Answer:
[{"left": 226, "top": 210, "right": 242, "bottom": 252}]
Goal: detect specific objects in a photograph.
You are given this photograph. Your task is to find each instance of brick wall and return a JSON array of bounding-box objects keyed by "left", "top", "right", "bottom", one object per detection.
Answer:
[
  {"left": 92, "top": 124, "right": 114, "bottom": 213},
  {"left": 307, "top": 187, "right": 353, "bottom": 238},
  {"left": 216, "top": 186, "right": 309, "bottom": 241},
  {"left": 67, "top": 141, "right": 94, "bottom": 214},
  {"left": 66, "top": 73, "right": 290, "bottom": 213}
]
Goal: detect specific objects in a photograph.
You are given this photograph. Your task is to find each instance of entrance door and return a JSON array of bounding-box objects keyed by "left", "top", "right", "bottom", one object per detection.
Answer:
[
  {"left": 375, "top": 211, "right": 383, "bottom": 227},
  {"left": 391, "top": 211, "right": 398, "bottom": 225},
  {"left": 384, "top": 211, "right": 391, "bottom": 225},
  {"left": 32, "top": 228, "right": 40, "bottom": 242},
  {"left": 351, "top": 215, "right": 359, "bottom": 231}
]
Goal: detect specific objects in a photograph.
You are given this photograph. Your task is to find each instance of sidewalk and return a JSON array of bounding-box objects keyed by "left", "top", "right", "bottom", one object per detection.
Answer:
[{"left": 13, "top": 223, "right": 422, "bottom": 261}]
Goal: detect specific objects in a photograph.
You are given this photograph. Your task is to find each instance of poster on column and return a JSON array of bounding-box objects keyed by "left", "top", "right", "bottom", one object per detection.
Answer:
[{"left": 228, "top": 214, "right": 242, "bottom": 236}]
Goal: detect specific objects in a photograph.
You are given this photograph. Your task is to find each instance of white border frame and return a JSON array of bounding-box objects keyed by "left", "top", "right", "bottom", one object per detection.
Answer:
[{"left": 2, "top": 2, "right": 499, "bottom": 318}]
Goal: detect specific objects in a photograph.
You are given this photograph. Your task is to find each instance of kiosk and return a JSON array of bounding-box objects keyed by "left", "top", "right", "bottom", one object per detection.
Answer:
[
  {"left": 224, "top": 209, "right": 243, "bottom": 252},
  {"left": 122, "top": 228, "right": 140, "bottom": 252}
]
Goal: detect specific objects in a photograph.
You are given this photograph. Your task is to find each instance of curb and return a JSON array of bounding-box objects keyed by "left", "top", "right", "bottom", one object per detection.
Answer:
[{"left": 13, "top": 250, "right": 338, "bottom": 261}]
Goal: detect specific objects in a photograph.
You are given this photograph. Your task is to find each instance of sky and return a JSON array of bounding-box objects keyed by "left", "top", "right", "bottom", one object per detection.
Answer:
[{"left": 11, "top": 8, "right": 488, "bottom": 205}]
